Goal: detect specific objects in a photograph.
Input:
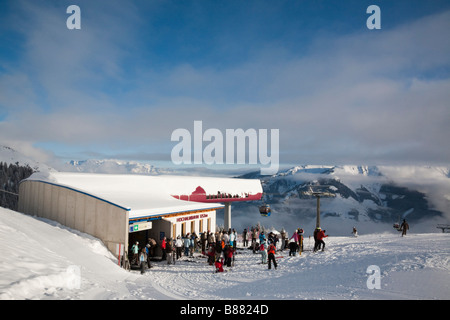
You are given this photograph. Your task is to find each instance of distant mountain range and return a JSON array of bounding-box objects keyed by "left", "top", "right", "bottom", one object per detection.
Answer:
[
  {"left": 63, "top": 159, "right": 173, "bottom": 175},
  {"left": 1, "top": 145, "right": 449, "bottom": 234},
  {"left": 231, "top": 165, "right": 450, "bottom": 234}
]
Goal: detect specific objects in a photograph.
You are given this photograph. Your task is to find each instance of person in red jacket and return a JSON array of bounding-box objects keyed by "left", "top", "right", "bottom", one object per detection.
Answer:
[
  {"left": 161, "top": 237, "right": 167, "bottom": 261},
  {"left": 267, "top": 243, "right": 277, "bottom": 270},
  {"left": 317, "top": 229, "right": 328, "bottom": 251}
]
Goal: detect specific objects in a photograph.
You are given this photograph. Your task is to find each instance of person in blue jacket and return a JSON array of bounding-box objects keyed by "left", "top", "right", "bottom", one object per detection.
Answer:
[
  {"left": 189, "top": 235, "right": 195, "bottom": 257},
  {"left": 183, "top": 234, "right": 191, "bottom": 256},
  {"left": 259, "top": 231, "right": 266, "bottom": 245}
]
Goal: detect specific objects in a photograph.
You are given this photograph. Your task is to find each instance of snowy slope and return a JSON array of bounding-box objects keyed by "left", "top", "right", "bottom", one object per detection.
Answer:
[
  {"left": 0, "top": 145, "right": 54, "bottom": 173},
  {"left": 1, "top": 207, "right": 449, "bottom": 300}
]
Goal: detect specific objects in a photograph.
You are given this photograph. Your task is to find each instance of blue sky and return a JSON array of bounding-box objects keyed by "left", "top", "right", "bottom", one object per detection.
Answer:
[{"left": 0, "top": 0, "right": 449, "bottom": 171}]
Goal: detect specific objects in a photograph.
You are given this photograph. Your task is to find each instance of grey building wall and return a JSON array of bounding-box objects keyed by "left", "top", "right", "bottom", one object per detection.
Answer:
[{"left": 18, "top": 180, "right": 129, "bottom": 257}]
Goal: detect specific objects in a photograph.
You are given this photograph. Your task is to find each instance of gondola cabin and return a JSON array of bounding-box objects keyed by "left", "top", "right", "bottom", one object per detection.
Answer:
[{"left": 259, "top": 204, "right": 271, "bottom": 217}]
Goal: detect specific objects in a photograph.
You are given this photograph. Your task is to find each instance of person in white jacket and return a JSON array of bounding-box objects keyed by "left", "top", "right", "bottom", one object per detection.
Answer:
[
  {"left": 223, "top": 232, "right": 230, "bottom": 245},
  {"left": 175, "top": 236, "right": 183, "bottom": 260},
  {"left": 230, "top": 230, "right": 236, "bottom": 249}
]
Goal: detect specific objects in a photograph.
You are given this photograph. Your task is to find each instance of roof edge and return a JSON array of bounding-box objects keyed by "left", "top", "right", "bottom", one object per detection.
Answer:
[{"left": 20, "top": 179, "right": 132, "bottom": 212}]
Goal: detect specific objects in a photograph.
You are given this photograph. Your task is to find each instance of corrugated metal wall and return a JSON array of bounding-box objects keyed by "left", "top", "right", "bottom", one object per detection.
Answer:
[{"left": 18, "top": 180, "right": 129, "bottom": 257}]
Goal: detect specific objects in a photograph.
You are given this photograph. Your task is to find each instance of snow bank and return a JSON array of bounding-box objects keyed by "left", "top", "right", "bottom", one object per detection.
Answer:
[{"left": 0, "top": 208, "right": 132, "bottom": 300}]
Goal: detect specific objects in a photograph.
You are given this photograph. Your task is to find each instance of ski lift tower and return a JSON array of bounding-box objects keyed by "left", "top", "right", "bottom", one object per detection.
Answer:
[{"left": 304, "top": 187, "right": 335, "bottom": 229}]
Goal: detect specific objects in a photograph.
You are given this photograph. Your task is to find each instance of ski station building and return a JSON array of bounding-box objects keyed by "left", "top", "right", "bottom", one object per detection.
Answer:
[{"left": 18, "top": 172, "right": 262, "bottom": 262}]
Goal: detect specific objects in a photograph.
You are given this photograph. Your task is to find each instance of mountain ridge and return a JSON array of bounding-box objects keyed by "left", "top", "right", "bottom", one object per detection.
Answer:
[
  {"left": 231, "top": 164, "right": 450, "bottom": 234},
  {"left": 1, "top": 144, "right": 449, "bottom": 234}
]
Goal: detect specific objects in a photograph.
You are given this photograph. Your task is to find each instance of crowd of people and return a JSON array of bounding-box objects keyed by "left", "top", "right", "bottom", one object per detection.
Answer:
[
  {"left": 128, "top": 226, "right": 331, "bottom": 273},
  {"left": 129, "top": 220, "right": 412, "bottom": 274}
]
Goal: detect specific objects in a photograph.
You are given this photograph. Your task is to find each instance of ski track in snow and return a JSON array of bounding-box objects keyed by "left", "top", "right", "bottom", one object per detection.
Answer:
[{"left": 1, "top": 208, "right": 449, "bottom": 300}]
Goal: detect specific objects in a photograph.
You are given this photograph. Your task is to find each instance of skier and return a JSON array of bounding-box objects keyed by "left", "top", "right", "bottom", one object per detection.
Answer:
[
  {"left": 216, "top": 230, "right": 222, "bottom": 246},
  {"left": 251, "top": 228, "right": 258, "bottom": 253},
  {"left": 175, "top": 236, "right": 183, "bottom": 260},
  {"left": 290, "top": 229, "right": 300, "bottom": 248},
  {"left": 147, "top": 238, "right": 157, "bottom": 257},
  {"left": 215, "top": 258, "right": 224, "bottom": 273},
  {"left": 316, "top": 229, "right": 328, "bottom": 251},
  {"left": 191, "top": 232, "right": 198, "bottom": 254},
  {"left": 215, "top": 239, "right": 222, "bottom": 262},
  {"left": 224, "top": 245, "right": 234, "bottom": 267},
  {"left": 274, "top": 233, "right": 279, "bottom": 250},
  {"left": 145, "top": 243, "right": 153, "bottom": 269},
  {"left": 166, "top": 239, "right": 173, "bottom": 265},
  {"left": 352, "top": 227, "right": 358, "bottom": 237},
  {"left": 400, "top": 219, "right": 409, "bottom": 237},
  {"left": 201, "top": 231, "right": 207, "bottom": 255},
  {"left": 260, "top": 239, "right": 268, "bottom": 264},
  {"left": 243, "top": 228, "right": 248, "bottom": 248},
  {"left": 183, "top": 234, "right": 191, "bottom": 256},
  {"left": 267, "top": 243, "right": 277, "bottom": 270},
  {"left": 297, "top": 229, "right": 304, "bottom": 253},
  {"left": 230, "top": 229, "right": 236, "bottom": 249},
  {"left": 207, "top": 231, "right": 215, "bottom": 248},
  {"left": 207, "top": 244, "right": 215, "bottom": 265},
  {"left": 313, "top": 227, "right": 320, "bottom": 252},
  {"left": 189, "top": 234, "right": 195, "bottom": 257},
  {"left": 223, "top": 231, "right": 230, "bottom": 246},
  {"left": 280, "top": 228, "right": 287, "bottom": 250},
  {"left": 288, "top": 238, "right": 298, "bottom": 256},
  {"left": 161, "top": 237, "right": 167, "bottom": 261},
  {"left": 139, "top": 248, "right": 147, "bottom": 274},
  {"left": 131, "top": 241, "right": 139, "bottom": 265},
  {"left": 268, "top": 232, "right": 274, "bottom": 245},
  {"left": 259, "top": 231, "right": 266, "bottom": 246}
]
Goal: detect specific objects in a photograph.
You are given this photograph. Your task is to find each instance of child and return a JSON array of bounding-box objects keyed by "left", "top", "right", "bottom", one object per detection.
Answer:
[
  {"left": 215, "top": 258, "right": 224, "bottom": 273},
  {"left": 207, "top": 245, "right": 215, "bottom": 265},
  {"left": 260, "top": 239, "right": 268, "bottom": 264},
  {"left": 288, "top": 239, "right": 298, "bottom": 256},
  {"left": 225, "top": 245, "right": 234, "bottom": 267}
]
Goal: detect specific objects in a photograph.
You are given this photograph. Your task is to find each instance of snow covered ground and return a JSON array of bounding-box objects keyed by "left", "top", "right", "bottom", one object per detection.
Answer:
[{"left": 0, "top": 207, "right": 449, "bottom": 300}]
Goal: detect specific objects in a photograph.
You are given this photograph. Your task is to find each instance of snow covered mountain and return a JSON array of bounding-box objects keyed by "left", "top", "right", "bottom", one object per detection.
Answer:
[
  {"left": 1, "top": 144, "right": 449, "bottom": 235},
  {"left": 62, "top": 159, "right": 173, "bottom": 175},
  {"left": 0, "top": 145, "right": 54, "bottom": 173},
  {"left": 231, "top": 165, "right": 450, "bottom": 235}
]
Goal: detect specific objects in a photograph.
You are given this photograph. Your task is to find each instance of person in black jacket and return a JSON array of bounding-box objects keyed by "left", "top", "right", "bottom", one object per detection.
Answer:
[
  {"left": 166, "top": 239, "right": 174, "bottom": 265},
  {"left": 243, "top": 228, "right": 248, "bottom": 248},
  {"left": 139, "top": 248, "right": 147, "bottom": 274},
  {"left": 288, "top": 239, "right": 298, "bottom": 256},
  {"left": 400, "top": 219, "right": 409, "bottom": 236}
]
